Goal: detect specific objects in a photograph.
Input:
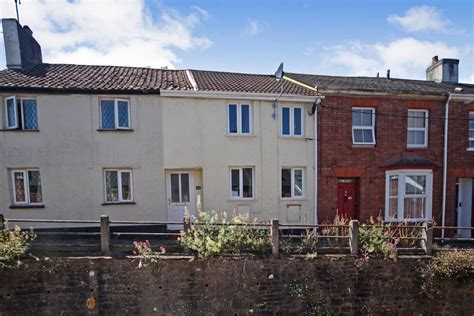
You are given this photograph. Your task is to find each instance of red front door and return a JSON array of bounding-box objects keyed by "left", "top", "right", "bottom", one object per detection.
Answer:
[{"left": 337, "top": 183, "right": 357, "bottom": 219}]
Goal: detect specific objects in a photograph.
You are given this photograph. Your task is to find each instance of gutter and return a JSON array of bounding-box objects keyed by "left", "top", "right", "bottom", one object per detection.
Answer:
[{"left": 159, "top": 89, "right": 318, "bottom": 102}]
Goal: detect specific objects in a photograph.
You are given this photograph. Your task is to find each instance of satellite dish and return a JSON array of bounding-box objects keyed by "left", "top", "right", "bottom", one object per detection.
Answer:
[{"left": 274, "top": 62, "right": 284, "bottom": 80}]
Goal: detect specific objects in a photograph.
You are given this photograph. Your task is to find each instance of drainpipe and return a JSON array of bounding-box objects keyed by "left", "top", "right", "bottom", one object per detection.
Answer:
[
  {"left": 314, "top": 103, "right": 319, "bottom": 228},
  {"left": 441, "top": 93, "right": 452, "bottom": 240}
]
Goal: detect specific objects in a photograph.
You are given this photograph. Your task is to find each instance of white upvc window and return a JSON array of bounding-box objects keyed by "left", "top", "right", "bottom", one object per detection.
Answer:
[
  {"left": 281, "top": 106, "right": 304, "bottom": 137},
  {"left": 385, "top": 170, "right": 433, "bottom": 222},
  {"left": 407, "top": 110, "right": 429, "bottom": 148},
  {"left": 4, "top": 96, "right": 39, "bottom": 130},
  {"left": 11, "top": 169, "right": 43, "bottom": 205},
  {"left": 100, "top": 99, "right": 131, "bottom": 130},
  {"left": 104, "top": 169, "right": 133, "bottom": 203},
  {"left": 230, "top": 167, "right": 254, "bottom": 199},
  {"left": 469, "top": 112, "right": 474, "bottom": 150},
  {"left": 281, "top": 167, "right": 305, "bottom": 199},
  {"left": 352, "top": 107, "right": 375, "bottom": 145},
  {"left": 228, "top": 104, "right": 252, "bottom": 135}
]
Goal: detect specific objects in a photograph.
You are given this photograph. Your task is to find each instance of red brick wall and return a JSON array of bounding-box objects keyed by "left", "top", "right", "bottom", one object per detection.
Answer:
[{"left": 317, "top": 96, "right": 453, "bottom": 223}]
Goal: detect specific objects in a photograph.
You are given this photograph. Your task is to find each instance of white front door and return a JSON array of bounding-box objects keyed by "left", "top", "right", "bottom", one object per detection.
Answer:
[
  {"left": 167, "top": 171, "right": 195, "bottom": 230},
  {"left": 457, "top": 178, "right": 473, "bottom": 238}
]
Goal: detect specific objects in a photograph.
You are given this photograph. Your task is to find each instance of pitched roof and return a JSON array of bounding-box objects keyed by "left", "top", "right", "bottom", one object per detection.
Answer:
[
  {"left": 0, "top": 63, "right": 193, "bottom": 94},
  {"left": 285, "top": 73, "right": 474, "bottom": 96},
  {"left": 190, "top": 70, "right": 318, "bottom": 96}
]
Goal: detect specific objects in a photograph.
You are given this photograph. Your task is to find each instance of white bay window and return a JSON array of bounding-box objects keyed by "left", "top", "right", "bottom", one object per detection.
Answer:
[{"left": 385, "top": 170, "right": 432, "bottom": 221}]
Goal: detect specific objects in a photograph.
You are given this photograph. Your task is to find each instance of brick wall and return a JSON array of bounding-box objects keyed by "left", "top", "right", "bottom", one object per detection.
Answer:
[
  {"left": 317, "top": 95, "right": 472, "bottom": 226},
  {"left": 0, "top": 257, "right": 473, "bottom": 315}
]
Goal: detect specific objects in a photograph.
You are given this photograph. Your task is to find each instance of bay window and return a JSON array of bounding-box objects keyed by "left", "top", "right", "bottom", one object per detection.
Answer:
[{"left": 385, "top": 170, "right": 432, "bottom": 221}]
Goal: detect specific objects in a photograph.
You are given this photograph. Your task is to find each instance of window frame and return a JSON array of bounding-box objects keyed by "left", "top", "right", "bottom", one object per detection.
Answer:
[
  {"left": 281, "top": 167, "right": 305, "bottom": 200},
  {"left": 229, "top": 167, "right": 255, "bottom": 200},
  {"left": 352, "top": 107, "right": 376, "bottom": 145},
  {"left": 469, "top": 111, "right": 474, "bottom": 150},
  {"left": 280, "top": 106, "right": 304, "bottom": 137},
  {"left": 103, "top": 169, "right": 134, "bottom": 203},
  {"left": 100, "top": 98, "right": 131, "bottom": 130},
  {"left": 20, "top": 98, "right": 39, "bottom": 130},
  {"left": 384, "top": 169, "right": 433, "bottom": 222},
  {"left": 407, "top": 109, "right": 429, "bottom": 148},
  {"left": 10, "top": 169, "right": 43, "bottom": 206},
  {"left": 5, "top": 96, "right": 18, "bottom": 129},
  {"left": 227, "top": 103, "right": 252, "bottom": 135}
]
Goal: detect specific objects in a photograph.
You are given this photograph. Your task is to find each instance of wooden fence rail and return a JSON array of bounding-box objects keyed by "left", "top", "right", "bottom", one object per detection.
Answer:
[{"left": 2, "top": 214, "right": 474, "bottom": 256}]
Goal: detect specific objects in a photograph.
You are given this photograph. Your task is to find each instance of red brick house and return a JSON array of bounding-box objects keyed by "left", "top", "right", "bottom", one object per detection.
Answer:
[{"left": 287, "top": 59, "right": 474, "bottom": 236}]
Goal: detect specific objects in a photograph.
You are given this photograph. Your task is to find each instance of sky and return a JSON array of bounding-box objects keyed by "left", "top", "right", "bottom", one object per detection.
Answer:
[{"left": 0, "top": 0, "right": 473, "bottom": 83}]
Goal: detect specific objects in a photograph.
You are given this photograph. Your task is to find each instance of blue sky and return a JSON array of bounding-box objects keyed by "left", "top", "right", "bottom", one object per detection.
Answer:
[{"left": 0, "top": 0, "right": 473, "bottom": 82}]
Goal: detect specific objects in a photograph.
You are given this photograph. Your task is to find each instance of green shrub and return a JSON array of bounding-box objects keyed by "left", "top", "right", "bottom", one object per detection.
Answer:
[
  {"left": 417, "top": 250, "right": 474, "bottom": 298},
  {"left": 179, "top": 211, "right": 271, "bottom": 258},
  {"left": 0, "top": 225, "right": 36, "bottom": 268},
  {"left": 359, "top": 217, "right": 400, "bottom": 261}
]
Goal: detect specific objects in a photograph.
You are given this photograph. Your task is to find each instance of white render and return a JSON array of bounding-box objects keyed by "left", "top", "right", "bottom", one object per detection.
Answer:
[{"left": 0, "top": 93, "right": 316, "bottom": 226}]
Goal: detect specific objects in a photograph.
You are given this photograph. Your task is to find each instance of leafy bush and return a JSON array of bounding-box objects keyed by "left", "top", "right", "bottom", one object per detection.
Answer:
[
  {"left": 179, "top": 211, "right": 271, "bottom": 258},
  {"left": 359, "top": 217, "right": 400, "bottom": 261},
  {"left": 0, "top": 225, "right": 36, "bottom": 268},
  {"left": 132, "top": 240, "right": 165, "bottom": 268},
  {"left": 417, "top": 250, "right": 474, "bottom": 298}
]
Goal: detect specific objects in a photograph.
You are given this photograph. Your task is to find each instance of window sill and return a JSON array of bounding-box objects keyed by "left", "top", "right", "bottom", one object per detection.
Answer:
[
  {"left": 102, "top": 201, "right": 136, "bottom": 206},
  {"left": 407, "top": 146, "right": 428, "bottom": 150},
  {"left": 352, "top": 144, "right": 376, "bottom": 148},
  {"left": 10, "top": 204, "right": 45, "bottom": 209},
  {"left": 97, "top": 129, "right": 134, "bottom": 132},
  {"left": 279, "top": 135, "right": 305, "bottom": 139},
  {"left": 225, "top": 133, "right": 256, "bottom": 137},
  {"left": 0, "top": 129, "right": 40, "bottom": 132},
  {"left": 281, "top": 198, "right": 307, "bottom": 202},
  {"left": 467, "top": 148, "right": 474, "bottom": 152},
  {"left": 228, "top": 198, "right": 256, "bottom": 202}
]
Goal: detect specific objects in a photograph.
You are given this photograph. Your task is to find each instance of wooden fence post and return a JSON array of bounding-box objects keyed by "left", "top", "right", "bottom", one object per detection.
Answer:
[
  {"left": 422, "top": 222, "right": 433, "bottom": 255},
  {"left": 100, "top": 215, "right": 110, "bottom": 255},
  {"left": 349, "top": 220, "right": 359, "bottom": 256},
  {"left": 0, "top": 214, "right": 5, "bottom": 232},
  {"left": 271, "top": 218, "right": 279, "bottom": 256}
]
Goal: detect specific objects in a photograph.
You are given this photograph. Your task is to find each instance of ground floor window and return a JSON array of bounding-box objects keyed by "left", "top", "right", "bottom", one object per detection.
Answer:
[
  {"left": 385, "top": 170, "right": 433, "bottom": 221},
  {"left": 11, "top": 169, "right": 43, "bottom": 205},
  {"left": 230, "top": 167, "right": 254, "bottom": 199},
  {"left": 104, "top": 169, "right": 133, "bottom": 203},
  {"left": 281, "top": 168, "right": 305, "bottom": 199}
]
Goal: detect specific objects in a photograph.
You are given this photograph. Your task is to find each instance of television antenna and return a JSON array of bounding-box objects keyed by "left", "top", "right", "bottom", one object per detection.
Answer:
[{"left": 14, "top": 0, "right": 21, "bottom": 23}]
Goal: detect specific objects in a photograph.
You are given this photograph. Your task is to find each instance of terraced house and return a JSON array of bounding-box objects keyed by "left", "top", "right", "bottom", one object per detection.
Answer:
[{"left": 0, "top": 19, "right": 473, "bottom": 236}]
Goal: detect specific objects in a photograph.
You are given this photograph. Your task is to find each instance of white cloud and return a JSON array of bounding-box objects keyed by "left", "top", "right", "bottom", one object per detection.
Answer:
[
  {"left": 321, "top": 38, "right": 473, "bottom": 83},
  {"left": 0, "top": 0, "right": 211, "bottom": 68},
  {"left": 243, "top": 19, "right": 261, "bottom": 36},
  {"left": 387, "top": 5, "right": 451, "bottom": 33}
]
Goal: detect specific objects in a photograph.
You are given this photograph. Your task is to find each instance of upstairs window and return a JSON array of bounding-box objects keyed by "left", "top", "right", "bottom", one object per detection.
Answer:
[
  {"left": 385, "top": 170, "right": 432, "bottom": 222},
  {"left": 104, "top": 169, "right": 133, "bottom": 203},
  {"left": 230, "top": 167, "right": 254, "bottom": 199},
  {"left": 469, "top": 112, "right": 474, "bottom": 150},
  {"left": 100, "top": 99, "right": 130, "bottom": 130},
  {"left": 4, "top": 97, "right": 38, "bottom": 130},
  {"left": 228, "top": 104, "right": 252, "bottom": 135},
  {"left": 352, "top": 108, "right": 375, "bottom": 145},
  {"left": 281, "top": 106, "right": 304, "bottom": 137},
  {"left": 11, "top": 169, "right": 43, "bottom": 205},
  {"left": 281, "top": 168, "right": 305, "bottom": 199},
  {"left": 407, "top": 110, "right": 428, "bottom": 148}
]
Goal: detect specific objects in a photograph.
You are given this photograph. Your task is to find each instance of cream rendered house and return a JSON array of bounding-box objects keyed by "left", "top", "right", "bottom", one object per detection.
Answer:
[{"left": 0, "top": 19, "right": 320, "bottom": 227}]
